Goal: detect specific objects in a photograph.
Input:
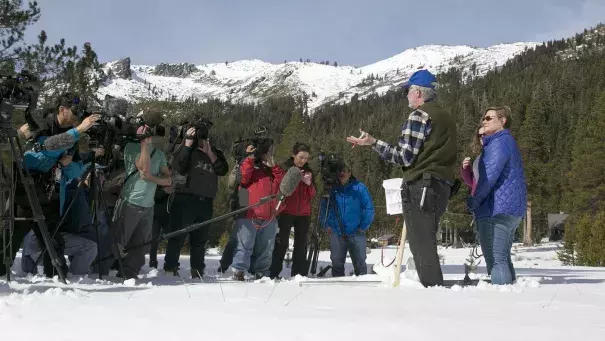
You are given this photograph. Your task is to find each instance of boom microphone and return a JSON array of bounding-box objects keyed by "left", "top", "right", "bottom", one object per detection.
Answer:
[
  {"left": 141, "top": 108, "right": 165, "bottom": 126},
  {"left": 275, "top": 166, "right": 303, "bottom": 212},
  {"left": 104, "top": 95, "right": 129, "bottom": 117}
]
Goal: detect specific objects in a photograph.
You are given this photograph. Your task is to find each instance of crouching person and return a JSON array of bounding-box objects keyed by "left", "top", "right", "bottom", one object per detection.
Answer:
[
  {"left": 231, "top": 140, "right": 285, "bottom": 280},
  {"left": 320, "top": 164, "right": 374, "bottom": 277}
]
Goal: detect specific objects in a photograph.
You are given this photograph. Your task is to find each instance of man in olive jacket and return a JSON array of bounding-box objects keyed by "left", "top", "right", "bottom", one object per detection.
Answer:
[{"left": 346, "top": 69, "right": 457, "bottom": 287}]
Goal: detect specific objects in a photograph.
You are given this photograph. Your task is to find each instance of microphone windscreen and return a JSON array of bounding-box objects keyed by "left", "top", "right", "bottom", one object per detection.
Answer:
[
  {"left": 43, "top": 133, "right": 77, "bottom": 151},
  {"left": 279, "top": 166, "right": 302, "bottom": 197},
  {"left": 142, "top": 108, "right": 165, "bottom": 126},
  {"left": 105, "top": 96, "right": 129, "bottom": 117}
]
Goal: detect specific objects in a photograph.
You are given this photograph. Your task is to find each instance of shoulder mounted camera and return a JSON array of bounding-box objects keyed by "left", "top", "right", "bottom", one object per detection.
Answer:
[
  {"left": 318, "top": 151, "right": 345, "bottom": 187},
  {"left": 168, "top": 116, "right": 213, "bottom": 150},
  {"left": 231, "top": 126, "right": 272, "bottom": 164},
  {"left": 0, "top": 70, "right": 40, "bottom": 133},
  {"left": 80, "top": 95, "right": 166, "bottom": 144}
]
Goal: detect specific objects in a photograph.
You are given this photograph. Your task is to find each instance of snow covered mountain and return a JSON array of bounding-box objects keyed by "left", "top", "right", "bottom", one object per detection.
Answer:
[{"left": 98, "top": 42, "right": 538, "bottom": 112}]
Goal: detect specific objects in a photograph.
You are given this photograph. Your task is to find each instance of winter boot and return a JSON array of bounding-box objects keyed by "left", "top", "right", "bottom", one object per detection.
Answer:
[
  {"left": 191, "top": 269, "right": 204, "bottom": 279},
  {"left": 163, "top": 266, "right": 179, "bottom": 276},
  {"left": 232, "top": 270, "right": 245, "bottom": 281}
]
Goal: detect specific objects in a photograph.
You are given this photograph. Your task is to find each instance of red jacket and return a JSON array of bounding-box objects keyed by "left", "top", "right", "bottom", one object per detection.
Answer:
[
  {"left": 280, "top": 159, "right": 316, "bottom": 216},
  {"left": 240, "top": 157, "right": 286, "bottom": 222}
]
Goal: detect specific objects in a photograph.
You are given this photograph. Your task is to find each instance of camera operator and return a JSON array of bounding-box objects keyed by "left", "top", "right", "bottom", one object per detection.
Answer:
[
  {"left": 346, "top": 69, "right": 458, "bottom": 287},
  {"left": 0, "top": 92, "right": 102, "bottom": 278},
  {"left": 231, "top": 139, "right": 285, "bottom": 280},
  {"left": 319, "top": 160, "right": 374, "bottom": 277},
  {"left": 162, "top": 122, "right": 229, "bottom": 278},
  {"left": 110, "top": 111, "right": 171, "bottom": 280}
]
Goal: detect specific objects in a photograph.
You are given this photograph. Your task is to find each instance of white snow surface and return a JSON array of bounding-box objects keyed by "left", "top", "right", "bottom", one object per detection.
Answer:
[
  {"left": 1, "top": 241, "right": 604, "bottom": 340},
  {"left": 97, "top": 42, "right": 538, "bottom": 112}
]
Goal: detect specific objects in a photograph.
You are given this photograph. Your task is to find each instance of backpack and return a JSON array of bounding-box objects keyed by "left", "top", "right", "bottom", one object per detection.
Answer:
[{"left": 104, "top": 148, "right": 157, "bottom": 201}]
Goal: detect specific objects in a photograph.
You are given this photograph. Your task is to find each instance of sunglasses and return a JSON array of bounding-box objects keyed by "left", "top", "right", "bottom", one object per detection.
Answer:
[
  {"left": 477, "top": 133, "right": 484, "bottom": 138},
  {"left": 483, "top": 115, "right": 496, "bottom": 122}
]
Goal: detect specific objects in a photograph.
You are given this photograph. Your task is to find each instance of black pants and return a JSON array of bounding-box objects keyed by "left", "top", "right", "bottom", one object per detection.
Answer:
[
  {"left": 149, "top": 196, "right": 171, "bottom": 264},
  {"left": 219, "top": 220, "right": 238, "bottom": 271},
  {"left": 269, "top": 214, "right": 310, "bottom": 278},
  {"left": 401, "top": 179, "right": 450, "bottom": 287},
  {"left": 163, "top": 193, "right": 213, "bottom": 273}
]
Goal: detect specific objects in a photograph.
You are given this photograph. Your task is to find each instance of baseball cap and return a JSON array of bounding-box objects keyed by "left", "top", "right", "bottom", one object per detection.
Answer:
[{"left": 401, "top": 69, "right": 437, "bottom": 90}]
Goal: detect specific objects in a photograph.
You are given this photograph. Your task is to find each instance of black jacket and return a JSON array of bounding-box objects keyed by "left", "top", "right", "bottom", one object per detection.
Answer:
[{"left": 173, "top": 145, "right": 229, "bottom": 199}]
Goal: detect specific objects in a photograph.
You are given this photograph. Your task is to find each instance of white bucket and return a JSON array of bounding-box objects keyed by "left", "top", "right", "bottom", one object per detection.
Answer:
[{"left": 382, "top": 178, "right": 404, "bottom": 215}]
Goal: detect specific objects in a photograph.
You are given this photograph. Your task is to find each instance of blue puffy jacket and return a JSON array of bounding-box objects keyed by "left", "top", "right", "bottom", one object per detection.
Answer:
[
  {"left": 467, "top": 129, "right": 527, "bottom": 219},
  {"left": 319, "top": 178, "right": 375, "bottom": 236}
]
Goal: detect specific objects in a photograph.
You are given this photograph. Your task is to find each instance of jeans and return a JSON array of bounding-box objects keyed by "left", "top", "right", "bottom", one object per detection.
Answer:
[
  {"left": 231, "top": 218, "right": 278, "bottom": 277},
  {"left": 476, "top": 214, "right": 522, "bottom": 285},
  {"left": 219, "top": 222, "right": 239, "bottom": 271},
  {"left": 330, "top": 231, "right": 367, "bottom": 277}
]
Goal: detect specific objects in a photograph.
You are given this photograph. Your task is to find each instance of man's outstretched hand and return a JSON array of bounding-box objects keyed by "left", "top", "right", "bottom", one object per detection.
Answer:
[{"left": 346, "top": 129, "right": 376, "bottom": 147}]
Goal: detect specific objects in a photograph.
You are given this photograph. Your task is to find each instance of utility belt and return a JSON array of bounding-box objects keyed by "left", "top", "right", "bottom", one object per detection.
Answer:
[{"left": 402, "top": 172, "right": 461, "bottom": 210}]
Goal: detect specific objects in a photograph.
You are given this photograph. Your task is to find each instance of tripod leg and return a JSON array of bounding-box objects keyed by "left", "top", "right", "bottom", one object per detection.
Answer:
[{"left": 10, "top": 138, "right": 67, "bottom": 284}]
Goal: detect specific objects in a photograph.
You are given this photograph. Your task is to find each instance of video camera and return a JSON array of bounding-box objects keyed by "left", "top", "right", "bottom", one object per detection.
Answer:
[
  {"left": 318, "top": 151, "right": 345, "bottom": 187},
  {"left": 80, "top": 95, "right": 166, "bottom": 144},
  {"left": 0, "top": 70, "right": 40, "bottom": 134},
  {"left": 168, "top": 116, "right": 213, "bottom": 148},
  {"left": 231, "top": 126, "right": 273, "bottom": 164}
]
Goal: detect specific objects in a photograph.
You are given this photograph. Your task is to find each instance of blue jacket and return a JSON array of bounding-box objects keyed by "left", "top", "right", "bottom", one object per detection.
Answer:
[
  {"left": 467, "top": 129, "right": 527, "bottom": 219},
  {"left": 319, "top": 178, "right": 375, "bottom": 236},
  {"left": 22, "top": 128, "right": 85, "bottom": 215}
]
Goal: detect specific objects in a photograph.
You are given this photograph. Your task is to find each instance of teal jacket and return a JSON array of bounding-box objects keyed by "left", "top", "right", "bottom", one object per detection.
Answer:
[{"left": 22, "top": 126, "right": 86, "bottom": 215}]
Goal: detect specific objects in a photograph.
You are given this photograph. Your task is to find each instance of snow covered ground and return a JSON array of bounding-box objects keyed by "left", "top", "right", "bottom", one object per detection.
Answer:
[{"left": 1, "top": 241, "right": 604, "bottom": 341}]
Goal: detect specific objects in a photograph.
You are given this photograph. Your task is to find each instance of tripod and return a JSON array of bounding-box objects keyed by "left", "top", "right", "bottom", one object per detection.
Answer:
[
  {"left": 0, "top": 117, "right": 67, "bottom": 284},
  {"left": 306, "top": 187, "right": 347, "bottom": 278}
]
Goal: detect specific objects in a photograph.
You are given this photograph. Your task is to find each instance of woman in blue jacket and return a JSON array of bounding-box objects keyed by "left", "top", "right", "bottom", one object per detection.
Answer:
[
  {"left": 467, "top": 106, "right": 527, "bottom": 285},
  {"left": 320, "top": 166, "right": 374, "bottom": 277}
]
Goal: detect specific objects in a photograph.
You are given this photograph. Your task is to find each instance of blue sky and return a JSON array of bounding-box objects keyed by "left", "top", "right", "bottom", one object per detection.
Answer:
[{"left": 25, "top": 0, "right": 604, "bottom": 66}]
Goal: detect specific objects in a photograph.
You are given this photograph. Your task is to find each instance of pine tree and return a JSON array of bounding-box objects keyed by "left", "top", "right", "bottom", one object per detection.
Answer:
[
  {"left": 517, "top": 86, "right": 552, "bottom": 238},
  {"left": 274, "top": 111, "right": 305, "bottom": 162},
  {"left": 0, "top": 0, "right": 41, "bottom": 73},
  {"left": 561, "top": 91, "right": 605, "bottom": 265},
  {"left": 18, "top": 30, "right": 78, "bottom": 104}
]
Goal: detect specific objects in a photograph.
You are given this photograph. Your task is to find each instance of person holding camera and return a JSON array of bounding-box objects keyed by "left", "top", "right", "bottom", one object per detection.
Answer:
[
  {"left": 269, "top": 142, "right": 316, "bottom": 279},
  {"left": 110, "top": 117, "right": 171, "bottom": 280},
  {"left": 1, "top": 92, "right": 102, "bottom": 278},
  {"left": 231, "top": 139, "right": 285, "bottom": 280},
  {"left": 162, "top": 124, "right": 229, "bottom": 278},
  {"left": 346, "top": 69, "right": 457, "bottom": 288},
  {"left": 319, "top": 163, "right": 374, "bottom": 277}
]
